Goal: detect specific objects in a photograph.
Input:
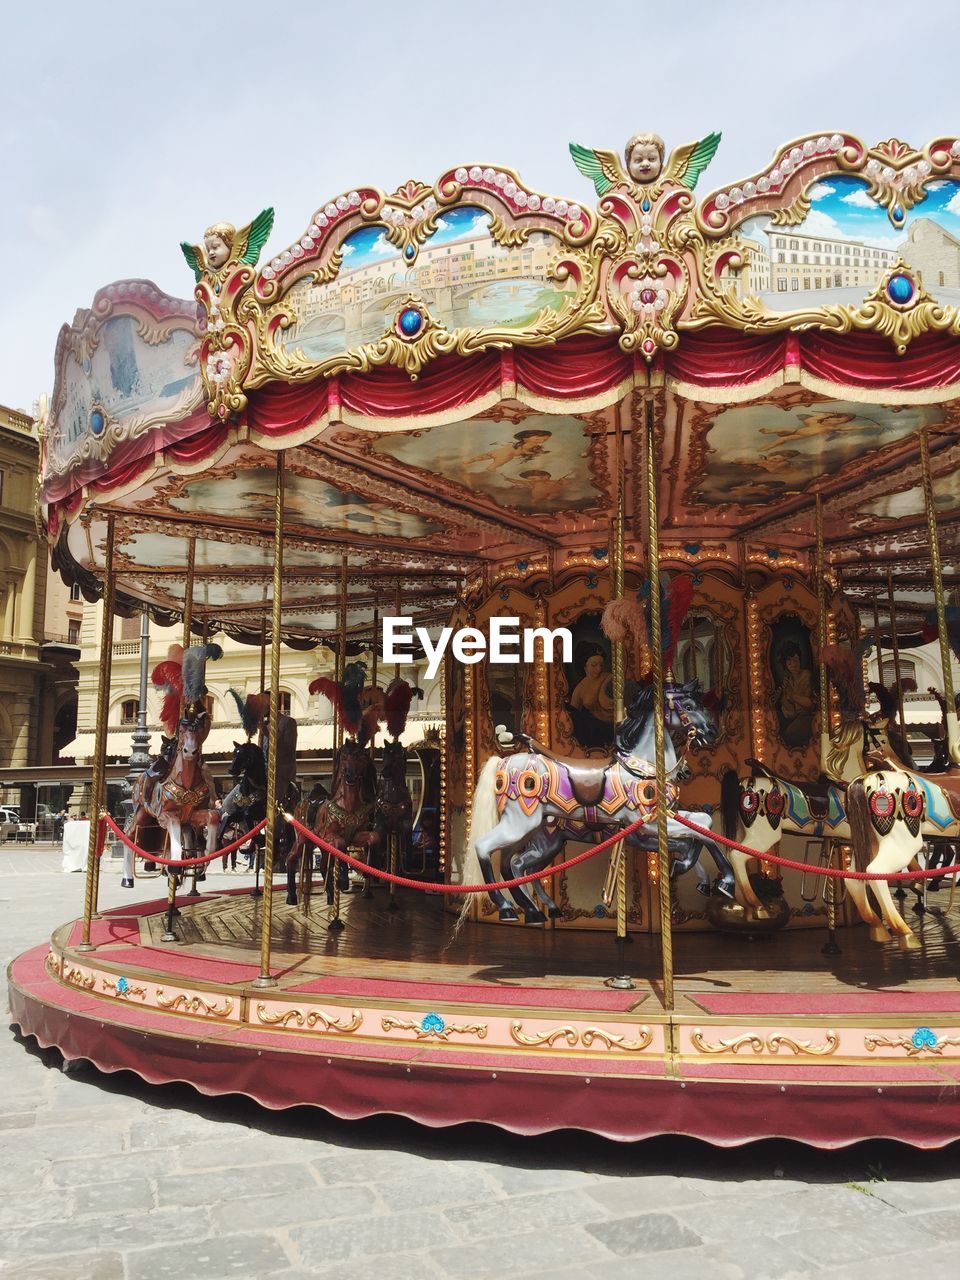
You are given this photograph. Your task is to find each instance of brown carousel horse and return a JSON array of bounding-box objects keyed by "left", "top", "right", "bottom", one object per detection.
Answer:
[
  {"left": 122, "top": 644, "right": 223, "bottom": 891},
  {"left": 286, "top": 738, "right": 379, "bottom": 908}
]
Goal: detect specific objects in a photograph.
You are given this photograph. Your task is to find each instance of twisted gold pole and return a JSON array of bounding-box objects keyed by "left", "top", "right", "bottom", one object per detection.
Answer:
[
  {"left": 79, "top": 514, "right": 116, "bottom": 947},
  {"left": 920, "top": 427, "right": 959, "bottom": 764},
  {"left": 886, "top": 567, "right": 907, "bottom": 735},
  {"left": 609, "top": 420, "right": 630, "bottom": 965},
  {"left": 181, "top": 537, "right": 196, "bottom": 654},
  {"left": 645, "top": 398, "right": 673, "bottom": 1011},
  {"left": 254, "top": 455, "right": 284, "bottom": 987},
  {"left": 815, "top": 493, "right": 830, "bottom": 773}
]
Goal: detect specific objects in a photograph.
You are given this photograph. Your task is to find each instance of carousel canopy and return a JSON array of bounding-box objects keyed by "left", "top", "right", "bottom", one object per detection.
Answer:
[{"left": 40, "top": 131, "right": 960, "bottom": 643}]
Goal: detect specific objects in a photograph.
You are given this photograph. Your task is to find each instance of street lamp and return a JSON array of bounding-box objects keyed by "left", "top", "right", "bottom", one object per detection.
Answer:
[{"left": 126, "top": 606, "right": 151, "bottom": 784}]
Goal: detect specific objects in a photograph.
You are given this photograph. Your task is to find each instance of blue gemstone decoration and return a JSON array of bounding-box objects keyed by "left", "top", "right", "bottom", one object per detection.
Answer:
[
  {"left": 593, "top": 547, "right": 607, "bottom": 559},
  {"left": 404, "top": 244, "right": 415, "bottom": 259},
  {"left": 594, "top": 904, "right": 606, "bottom": 919},
  {"left": 765, "top": 547, "right": 780, "bottom": 560},
  {"left": 398, "top": 307, "right": 423, "bottom": 337},
  {"left": 214, "top": 282, "right": 221, "bottom": 294},
  {"left": 683, "top": 543, "right": 701, "bottom": 556},
  {"left": 892, "top": 204, "right": 904, "bottom": 223},
  {"left": 420, "top": 1012, "right": 445, "bottom": 1035},
  {"left": 586, "top": 573, "right": 598, "bottom": 589},
  {"left": 516, "top": 559, "right": 529, "bottom": 572},
  {"left": 641, "top": 198, "right": 651, "bottom": 212},
  {"left": 89, "top": 409, "right": 105, "bottom": 436},
  {"left": 911, "top": 1026, "right": 938, "bottom": 1050},
  {"left": 887, "top": 273, "right": 914, "bottom": 305},
  {"left": 116, "top": 976, "right": 129, "bottom": 995}
]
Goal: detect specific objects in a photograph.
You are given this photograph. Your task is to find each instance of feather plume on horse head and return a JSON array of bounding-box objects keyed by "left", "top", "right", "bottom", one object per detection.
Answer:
[
  {"left": 612, "top": 572, "right": 694, "bottom": 673},
  {"left": 151, "top": 644, "right": 184, "bottom": 737},
  {"left": 822, "top": 642, "right": 866, "bottom": 719},
  {"left": 384, "top": 678, "right": 423, "bottom": 739},
  {"left": 181, "top": 644, "right": 223, "bottom": 714},
  {"left": 310, "top": 662, "right": 366, "bottom": 739},
  {"left": 227, "top": 688, "right": 269, "bottom": 739}
]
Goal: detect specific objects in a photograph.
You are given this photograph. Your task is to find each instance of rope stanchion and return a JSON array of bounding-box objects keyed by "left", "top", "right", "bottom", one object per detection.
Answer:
[
  {"left": 101, "top": 816, "right": 267, "bottom": 869},
  {"left": 672, "top": 812, "right": 960, "bottom": 882},
  {"left": 284, "top": 813, "right": 650, "bottom": 895}
]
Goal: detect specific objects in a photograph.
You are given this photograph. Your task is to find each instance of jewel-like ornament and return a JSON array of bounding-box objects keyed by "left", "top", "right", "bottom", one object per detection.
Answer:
[
  {"left": 911, "top": 1026, "right": 938, "bottom": 1050},
  {"left": 89, "top": 408, "right": 105, "bottom": 436},
  {"left": 420, "top": 1012, "right": 445, "bottom": 1035},
  {"left": 398, "top": 307, "right": 424, "bottom": 338},
  {"left": 886, "top": 272, "right": 914, "bottom": 305}
]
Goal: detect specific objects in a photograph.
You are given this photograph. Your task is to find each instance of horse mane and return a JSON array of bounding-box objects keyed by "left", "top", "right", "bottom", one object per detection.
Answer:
[{"left": 615, "top": 681, "right": 655, "bottom": 753}]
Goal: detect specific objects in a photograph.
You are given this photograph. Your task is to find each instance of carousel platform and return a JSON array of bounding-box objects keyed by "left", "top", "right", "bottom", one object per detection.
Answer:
[{"left": 9, "top": 884, "right": 960, "bottom": 1148}]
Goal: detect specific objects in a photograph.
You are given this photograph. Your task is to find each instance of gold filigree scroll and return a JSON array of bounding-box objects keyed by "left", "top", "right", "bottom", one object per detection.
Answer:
[
  {"left": 381, "top": 1016, "right": 488, "bottom": 1042},
  {"left": 155, "top": 989, "right": 234, "bottom": 1018},
  {"left": 691, "top": 1029, "right": 839, "bottom": 1056},
  {"left": 255, "top": 1004, "right": 362, "bottom": 1033},
  {"left": 865, "top": 1030, "right": 960, "bottom": 1056},
  {"left": 62, "top": 965, "right": 96, "bottom": 990},
  {"left": 510, "top": 1023, "right": 652, "bottom": 1051}
]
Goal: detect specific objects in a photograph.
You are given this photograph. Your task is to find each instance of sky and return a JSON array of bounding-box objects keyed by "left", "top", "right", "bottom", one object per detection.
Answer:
[{"left": 2, "top": 0, "right": 959, "bottom": 412}]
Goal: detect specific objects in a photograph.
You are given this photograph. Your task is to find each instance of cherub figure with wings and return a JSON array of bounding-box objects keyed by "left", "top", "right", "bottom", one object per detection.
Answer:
[
  {"left": 180, "top": 208, "right": 275, "bottom": 280},
  {"left": 569, "top": 131, "right": 721, "bottom": 198}
]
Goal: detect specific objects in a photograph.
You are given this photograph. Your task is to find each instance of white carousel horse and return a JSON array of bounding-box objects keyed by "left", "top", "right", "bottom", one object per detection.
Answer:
[
  {"left": 845, "top": 764, "right": 928, "bottom": 949},
  {"left": 460, "top": 680, "right": 735, "bottom": 925},
  {"left": 718, "top": 712, "right": 907, "bottom": 910}
]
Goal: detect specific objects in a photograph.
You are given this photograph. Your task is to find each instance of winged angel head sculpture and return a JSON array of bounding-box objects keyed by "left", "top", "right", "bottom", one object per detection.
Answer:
[
  {"left": 180, "top": 208, "right": 275, "bottom": 280},
  {"left": 570, "top": 131, "right": 721, "bottom": 198}
]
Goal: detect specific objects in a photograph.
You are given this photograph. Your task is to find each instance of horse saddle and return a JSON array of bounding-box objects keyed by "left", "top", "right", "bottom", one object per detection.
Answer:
[
  {"left": 911, "top": 764, "right": 960, "bottom": 822},
  {"left": 746, "top": 757, "right": 835, "bottom": 820},
  {"left": 516, "top": 735, "right": 608, "bottom": 807}
]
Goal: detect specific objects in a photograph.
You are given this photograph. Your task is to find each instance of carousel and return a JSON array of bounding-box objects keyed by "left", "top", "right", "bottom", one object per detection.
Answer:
[{"left": 10, "top": 127, "right": 960, "bottom": 1146}]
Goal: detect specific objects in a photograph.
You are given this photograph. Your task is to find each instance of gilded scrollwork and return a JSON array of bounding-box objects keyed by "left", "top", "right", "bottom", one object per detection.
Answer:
[
  {"left": 381, "top": 1014, "right": 487, "bottom": 1041},
  {"left": 691, "top": 1029, "right": 839, "bottom": 1055},
  {"left": 155, "top": 989, "right": 234, "bottom": 1018},
  {"left": 510, "top": 1023, "right": 579, "bottom": 1048},
  {"left": 256, "top": 1004, "right": 363, "bottom": 1033}
]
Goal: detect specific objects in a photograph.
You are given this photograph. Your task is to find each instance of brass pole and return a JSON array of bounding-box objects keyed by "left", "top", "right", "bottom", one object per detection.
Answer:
[
  {"left": 79, "top": 513, "right": 117, "bottom": 948},
  {"left": 816, "top": 494, "right": 841, "bottom": 957},
  {"left": 606, "top": 417, "right": 633, "bottom": 987},
  {"left": 872, "top": 597, "right": 883, "bottom": 700},
  {"left": 259, "top": 606, "right": 267, "bottom": 692},
  {"left": 815, "top": 494, "right": 830, "bottom": 771},
  {"left": 646, "top": 398, "right": 673, "bottom": 1011},
  {"left": 328, "top": 553, "right": 349, "bottom": 930},
  {"left": 181, "top": 537, "right": 196, "bottom": 654},
  {"left": 885, "top": 567, "right": 907, "bottom": 735},
  {"left": 370, "top": 584, "right": 379, "bottom": 756},
  {"left": 394, "top": 578, "right": 402, "bottom": 680},
  {"left": 254, "top": 455, "right": 285, "bottom": 987},
  {"left": 920, "top": 427, "right": 959, "bottom": 763}
]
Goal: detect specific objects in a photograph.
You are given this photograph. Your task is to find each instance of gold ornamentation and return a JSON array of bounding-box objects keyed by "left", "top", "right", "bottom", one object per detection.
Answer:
[
  {"left": 692, "top": 1029, "right": 839, "bottom": 1055},
  {"left": 510, "top": 1023, "right": 579, "bottom": 1048},
  {"left": 255, "top": 1004, "right": 363, "bottom": 1033},
  {"left": 580, "top": 1026, "right": 653, "bottom": 1052},
  {"left": 62, "top": 965, "right": 96, "bottom": 990},
  {"left": 101, "top": 978, "right": 147, "bottom": 1000},
  {"left": 488, "top": 215, "right": 531, "bottom": 248},
  {"left": 865, "top": 1030, "right": 960, "bottom": 1056},
  {"left": 381, "top": 1015, "right": 488, "bottom": 1041},
  {"left": 155, "top": 989, "right": 234, "bottom": 1018},
  {"left": 45, "top": 950, "right": 61, "bottom": 978},
  {"left": 769, "top": 192, "right": 812, "bottom": 226}
]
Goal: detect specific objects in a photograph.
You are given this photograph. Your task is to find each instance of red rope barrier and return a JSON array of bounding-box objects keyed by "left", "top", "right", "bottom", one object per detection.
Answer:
[
  {"left": 101, "top": 815, "right": 267, "bottom": 869},
  {"left": 672, "top": 812, "right": 960, "bottom": 882},
  {"left": 284, "top": 812, "right": 648, "bottom": 895}
]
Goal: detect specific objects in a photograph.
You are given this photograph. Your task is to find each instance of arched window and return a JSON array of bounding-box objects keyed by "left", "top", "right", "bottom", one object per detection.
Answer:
[
  {"left": 278, "top": 691, "right": 292, "bottom": 715},
  {"left": 120, "top": 698, "right": 139, "bottom": 725}
]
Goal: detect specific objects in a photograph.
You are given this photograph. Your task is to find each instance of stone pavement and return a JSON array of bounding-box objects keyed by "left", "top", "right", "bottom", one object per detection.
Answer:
[{"left": 2, "top": 847, "right": 960, "bottom": 1280}]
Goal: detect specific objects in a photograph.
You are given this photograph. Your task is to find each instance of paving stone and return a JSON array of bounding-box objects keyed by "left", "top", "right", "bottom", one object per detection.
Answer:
[
  {"left": 125, "top": 1231, "right": 293, "bottom": 1280},
  {"left": 127, "top": 1113, "right": 240, "bottom": 1151},
  {"left": 156, "top": 1160, "right": 316, "bottom": 1206},
  {"left": 49, "top": 1149, "right": 175, "bottom": 1187},
  {"left": 0, "top": 1251, "right": 125, "bottom": 1280},
  {"left": 311, "top": 1254, "right": 447, "bottom": 1280},
  {"left": 0, "top": 1189, "right": 75, "bottom": 1229},
  {"left": 309, "top": 1147, "right": 433, "bottom": 1184},
  {"left": 3, "top": 1207, "right": 212, "bottom": 1258},
  {"left": 0, "top": 1111, "right": 35, "bottom": 1130},
  {"left": 874, "top": 1179, "right": 960, "bottom": 1214},
  {"left": 208, "top": 1182, "right": 376, "bottom": 1232},
  {"left": 585, "top": 1211, "right": 702, "bottom": 1257},
  {"left": 584, "top": 1249, "right": 747, "bottom": 1280},
  {"left": 373, "top": 1163, "right": 501, "bottom": 1210},
  {"left": 0, "top": 1123, "right": 125, "bottom": 1163},
  {"left": 72, "top": 1177, "right": 157, "bottom": 1216},
  {"left": 823, "top": 1245, "right": 960, "bottom": 1280},
  {"left": 430, "top": 1226, "right": 608, "bottom": 1279},
  {"left": 584, "top": 1175, "right": 708, "bottom": 1216},
  {"left": 177, "top": 1134, "right": 321, "bottom": 1169},
  {"left": 289, "top": 1208, "right": 460, "bottom": 1263},
  {"left": 481, "top": 1163, "right": 601, "bottom": 1196},
  {"left": 442, "top": 1189, "right": 610, "bottom": 1240}
]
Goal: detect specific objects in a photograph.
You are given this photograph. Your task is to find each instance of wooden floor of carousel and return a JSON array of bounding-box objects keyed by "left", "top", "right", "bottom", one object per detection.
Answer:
[{"left": 9, "top": 876, "right": 960, "bottom": 1147}]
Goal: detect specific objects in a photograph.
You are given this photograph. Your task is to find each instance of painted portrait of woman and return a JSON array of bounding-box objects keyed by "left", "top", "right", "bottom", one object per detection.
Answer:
[
  {"left": 564, "top": 615, "right": 615, "bottom": 750},
  {"left": 769, "top": 616, "right": 817, "bottom": 749}
]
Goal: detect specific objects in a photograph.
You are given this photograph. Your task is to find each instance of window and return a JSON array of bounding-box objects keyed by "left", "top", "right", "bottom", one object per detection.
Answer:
[
  {"left": 940, "top": 271, "right": 946, "bottom": 286},
  {"left": 777, "top": 279, "right": 788, "bottom": 292},
  {"left": 803, "top": 276, "right": 811, "bottom": 289},
  {"left": 121, "top": 698, "right": 139, "bottom": 725},
  {"left": 834, "top": 272, "right": 843, "bottom": 286},
  {"left": 70, "top": 583, "right": 81, "bottom": 602},
  {"left": 881, "top": 659, "right": 917, "bottom": 688},
  {"left": 776, "top": 237, "right": 786, "bottom": 248},
  {"left": 777, "top": 252, "right": 785, "bottom": 263},
  {"left": 789, "top": 239, "right": 798, "bottom": 249},
  {"left": 120, "top": 615, "right": 139, "bottom": 641},
  {"left": 790, "top": 253, "right": 797, "bottom": 263},
  {"left": 278, "top": 691, "right": 292, "bottom": 714},
  {"left": 203, "top": 694, "right": 215, "bottom": 717},
  {"left": 791, "top": 278, "right": 800, "bottom": 290},
  {"left": 814, "top": 276, "right": 822, "bottom": 289},
  {"left": 67, "top": 620, "right": 81, "bottom": 644}
]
